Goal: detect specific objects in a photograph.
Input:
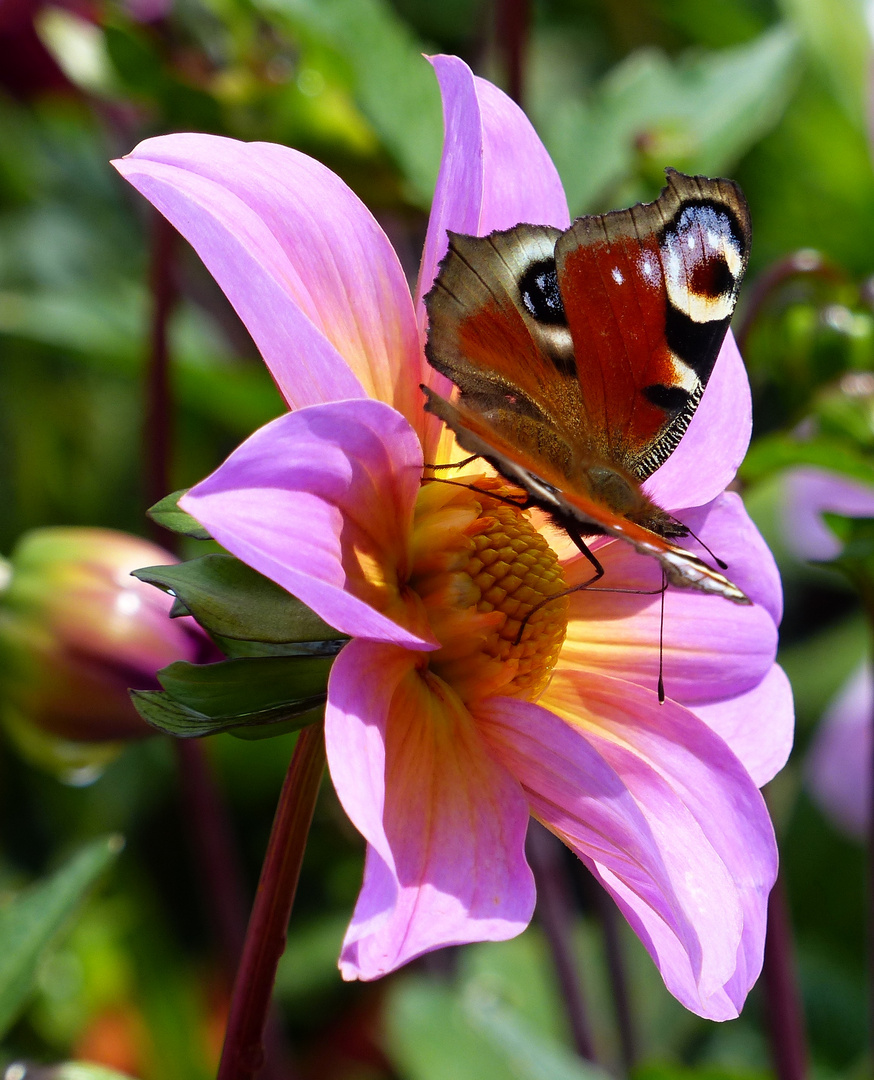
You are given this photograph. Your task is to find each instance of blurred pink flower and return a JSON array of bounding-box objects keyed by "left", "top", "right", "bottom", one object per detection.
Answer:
[
  {"left": 782, "top": 465, "right": 874, "bottom": 838},
  {"left": 807, "top": 661, "right": 871, "bottom": 838},
  {"left": 0, "top": 526, "right": 209, "bottom": 746},
  {"left": 114, "top": 55, "right": 792, "bottom": 1020}
]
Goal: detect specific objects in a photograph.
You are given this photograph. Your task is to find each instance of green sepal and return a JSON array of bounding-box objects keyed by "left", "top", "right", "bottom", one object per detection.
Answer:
[
  {"left": 130, "top": 688, "right": 325, "bottom": 740},
  {"left": 146, "top": 489, "right": 212, "bottom": 541},
  {"left": 133, "top": 554, "right": 343, "bottom": 645},
  {"left": 157, "top": 655, "right": 333, "bottom": 717},
  {"left": 131, "top": 653, "right": 334, "bottom": 739}
]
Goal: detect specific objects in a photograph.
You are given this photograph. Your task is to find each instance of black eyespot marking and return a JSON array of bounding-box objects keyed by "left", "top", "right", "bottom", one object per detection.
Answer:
[
  {"left": 664, "top": 307, "right": 731, "bottom": 381},
  {"left": 664, "top": 199, "right": 748, "bottom": 259},
  {"left": 519, "top": 260, "right": 566, "bottom": 325},
  {"left": 689, "top": 254, "right": 734, "bottom": 300},
  {"left": 643, "top": 383, "right": 693, "bottom": 415}
]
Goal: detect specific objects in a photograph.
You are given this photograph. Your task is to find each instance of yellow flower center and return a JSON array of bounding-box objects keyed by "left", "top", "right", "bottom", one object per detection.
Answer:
[{"left": 409, "top": 477, "right": 569, "bottom": 704}]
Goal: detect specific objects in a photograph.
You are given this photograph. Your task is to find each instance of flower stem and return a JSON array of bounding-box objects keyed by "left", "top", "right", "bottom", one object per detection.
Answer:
[
  {"left": 762, "top": 873, "right": 808, "bottom": 1080},
  {"left": 175, "top": 740, "right": 249, "bottom": 974},
  {"left": 869, "top": 655, "right": 874, "bottom": 1070},
  {"left": 592, "top": 878, "right": 636, "bottom": 1074},
  {"left": 496, "top": 0, "right": 531, "bottom": 107},
  {"left": 145, "top": 210, "right": 176, "bottom": 526},
  {"left": 527, "top": 823, "right": 598, "bottom": 1063},
  {"left": 217, "top": 723, "right": 326, "bottom": 1080}
]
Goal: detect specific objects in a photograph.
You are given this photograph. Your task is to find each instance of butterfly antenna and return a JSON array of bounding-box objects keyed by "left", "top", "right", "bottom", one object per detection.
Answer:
[
  {"left": 681, "top": 523, "right": 729, "bottom": 570},
  {"left": 657, "top": 569, "right": 667, "bottom": 704}
]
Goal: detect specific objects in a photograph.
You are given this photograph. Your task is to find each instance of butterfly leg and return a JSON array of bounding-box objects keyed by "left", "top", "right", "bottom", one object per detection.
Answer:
[
  {"left": 421, "top": 455, "right": 480, "bottom": 470},
  {"left": 423, "top": 475, "right": 528, "bottom": 508},
  {"left": 512, "top": 528, "right": 605, "bottom": 646}
]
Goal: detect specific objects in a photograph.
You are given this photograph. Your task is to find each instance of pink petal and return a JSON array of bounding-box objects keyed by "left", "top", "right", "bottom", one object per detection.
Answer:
[
  {"left": 694, "top": 664, "right": 794, "bottom": 787},
  {"left": 477, "top": 691, "right": 744, "bottom": 1017},
  {"left": 327, "top": 639, "right": 534, "bottom": 979},
  {"left": 782, "top": 466, "right": 874, "bottom": 562},
  {"left": 678, "top": 492, "right": 783, "bottom": 624},
  {"left": 114, "top": 134, "right": 426, "bottom": 432},
  {"left": 644, "top": 332, "right": 751, "bottom": 511},
  {"left": 559, "top": 496, "right": 778, "bottom": 706},
  {"left": 416, "top": 54, "right": 569, "bottom": 322},
  {"left": 534, "top": 670, "right": 776, "bottom": 1018},
  {"left": 806, "top": 661, "right": 871, "bottom": 838},
  {"left": 180, "top": 400, "right": 437, "bottom": 649}
]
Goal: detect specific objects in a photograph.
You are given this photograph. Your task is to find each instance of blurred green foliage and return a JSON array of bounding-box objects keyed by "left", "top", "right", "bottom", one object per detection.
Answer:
[{"left": 2, "top": 0, "right": 874, "bottom": 1077}]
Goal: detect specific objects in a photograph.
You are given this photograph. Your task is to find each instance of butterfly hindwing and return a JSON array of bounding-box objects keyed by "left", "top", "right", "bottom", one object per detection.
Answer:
[{"left": 420, "top": 385, "right": 750, "bottom": 603}]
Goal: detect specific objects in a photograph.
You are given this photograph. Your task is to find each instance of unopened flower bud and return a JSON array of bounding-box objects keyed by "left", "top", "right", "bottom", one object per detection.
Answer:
[{"left": 0, "top": 528, "right": 210, "bottom": 776}]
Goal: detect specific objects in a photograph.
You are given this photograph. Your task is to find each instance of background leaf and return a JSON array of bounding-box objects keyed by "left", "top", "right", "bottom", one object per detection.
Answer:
[{"left": 0, "top": 836, "right": 123, "bottom": 1039}]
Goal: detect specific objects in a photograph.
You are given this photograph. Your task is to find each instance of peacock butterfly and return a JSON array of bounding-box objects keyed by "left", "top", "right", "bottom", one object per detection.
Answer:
[{"left": 421, "top": 168, "right": 752, "bottom": 605}]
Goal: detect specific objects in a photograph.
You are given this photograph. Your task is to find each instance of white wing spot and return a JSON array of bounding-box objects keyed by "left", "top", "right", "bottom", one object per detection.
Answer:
[
  {"left": 638, "top": 252, "right": 659, "bottom": 283},
  {"left": 611, "top": 266, "right": 624, "bottom": 285}
]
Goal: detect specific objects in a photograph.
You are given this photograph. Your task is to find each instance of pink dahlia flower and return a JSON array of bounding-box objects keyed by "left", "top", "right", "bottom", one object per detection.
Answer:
[
  {"left": 114, "top": 55, "right": 792, "bottom": 1020},
  {"left": 781, "top": 465, "right": 874, "bottom": 838}
]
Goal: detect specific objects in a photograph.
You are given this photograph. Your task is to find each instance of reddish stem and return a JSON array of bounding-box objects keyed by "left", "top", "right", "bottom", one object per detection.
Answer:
[
  {"left": 217, "top": 723, "right": 326, "bottom": 1080},
  {"left": 145, "top": 210, "right": 176, "bottom": 526},
  {"left": 175, "top": 740, "right": 249, "bottom": 974},
  {"left": 496, "top": 0, "right": 531, "bottom": 107},
  {"left": 762, "top": 873, "right": 808, "bottom": 1080},
  {"left": 591, "top": 880, "right": 636, "bottom": 1074},
  {"left": 869, "top": 654, "right": 874, "bottom": 1068},
  {"left": 527, "top": 824, "right": 598, "bottom": 1063}
]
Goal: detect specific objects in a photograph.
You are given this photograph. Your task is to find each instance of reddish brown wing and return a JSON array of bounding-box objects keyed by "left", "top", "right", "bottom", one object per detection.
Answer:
[
  {"left": 555, "top": 170, "right": 750, "bottom": 479},
  {"left": 421, "top": 386, "right": 750, "bottom": 603},
  {"left": 424, "top": 223, "right": 587, "bottom": 480}
]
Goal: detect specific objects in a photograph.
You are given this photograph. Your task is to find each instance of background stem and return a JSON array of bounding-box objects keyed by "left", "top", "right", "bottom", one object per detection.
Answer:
[
  {"left": 762, "top": 873, "right": 808, "bottom": 1080},
  {"left": 527, "top": 823, "right": 598, "bottom": 1063},
  {"left": 217, "top": 723, "right": 326, "bottom": 1080}
]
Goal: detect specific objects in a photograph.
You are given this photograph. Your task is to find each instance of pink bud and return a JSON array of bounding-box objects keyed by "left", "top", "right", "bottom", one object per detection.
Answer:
[{"left": 0, "top": 527, "right": 209, "bottom": 746}]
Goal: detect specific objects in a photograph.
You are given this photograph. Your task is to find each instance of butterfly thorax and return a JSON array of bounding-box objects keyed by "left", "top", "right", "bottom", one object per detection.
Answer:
[{"left": 574, "top": 460, "right": 687, "bottom": 540}]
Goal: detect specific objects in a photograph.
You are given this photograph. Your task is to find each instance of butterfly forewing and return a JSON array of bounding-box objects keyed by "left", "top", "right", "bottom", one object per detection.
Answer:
[
  {"left": 556, "top": 170, "right": 751, "bottom": 479},
  {"left": 425, "top": 225, "right": 593, "bottom": 478}
]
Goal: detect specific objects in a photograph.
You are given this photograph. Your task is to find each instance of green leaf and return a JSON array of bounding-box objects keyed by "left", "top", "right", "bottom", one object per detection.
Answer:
[
  {"left": 158, "top": 655, "right": 333, "bottom": 717},
  {"left": 0, "top": 836, "right": 123, "bottom": 1039},
  {"left": 383, "top": 975, "right": 611, "bottom": 1080},
  {"left": 777, "top": 0, "right": 868, "bottom": 128},
  {"left": 740, "top": 432, "right": 874, "bottom": 486},
  {"left": 540, "top": 25, "right": 799, "bottom": 212},
  {"left": 0, "top": 288, "right": 284, "bottom": 436},
  {"left": 146, "top": 489, "right": 211, "bottom": 541},
  {"left": 133, "top": 554, "right": 343, "bottom": 644},
  {"left": 131, "top": 688, "right": 324, "bottom": 739},
  {"left": 466, "top": 987, "right": 614, "bottom": 1080},
  {"left": 37, "top": 1065, "right": 137, "bottom": 1080},
  {"left": 257, "top": 0, "right": 442, "bottom": 206}
]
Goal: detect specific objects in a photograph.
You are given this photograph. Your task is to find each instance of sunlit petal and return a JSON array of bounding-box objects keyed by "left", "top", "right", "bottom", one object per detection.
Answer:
[
  {"left": 694, "top": 663, "right": 794, "bottom": 787},
  {"left": 328, "top": 640, "right": 535, "bottom": 979},
  {"left": 540, "top": 670, "right": 776, "bottom": 1018},
  {"left": 115, "top": 134, "right": 426, "bottom": 431},
  {"left": 181, "top": 400, "right": 437, "bottom": 648},
  {"left": 558, "top": 546, "right": 777, "bottom": 707},
  {"left": 645, "top": 332, "right": 751, "bottom": 511}
]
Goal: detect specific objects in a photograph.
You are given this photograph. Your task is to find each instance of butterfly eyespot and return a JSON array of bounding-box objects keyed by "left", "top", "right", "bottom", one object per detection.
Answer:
[
  {"left": 519, "top": 259, "right": 567, "bottom": 325},
  {"left": 642, "top": 383, "right": 692, "bottom": 416}
]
